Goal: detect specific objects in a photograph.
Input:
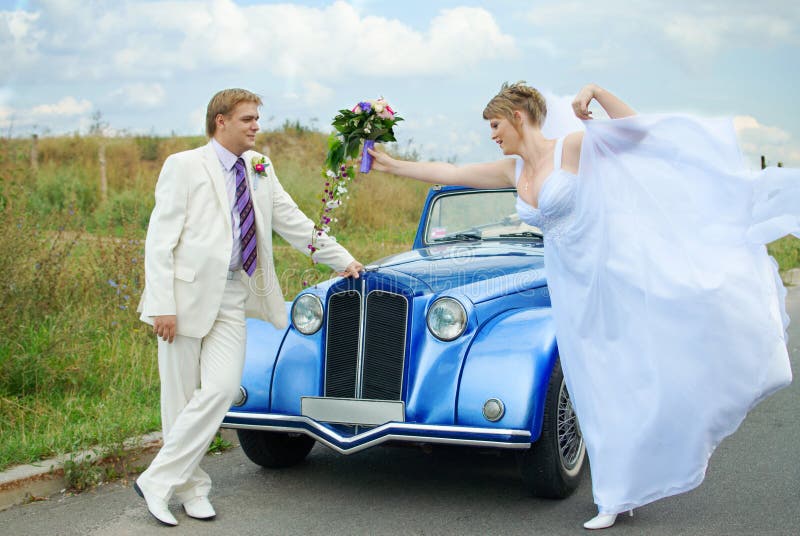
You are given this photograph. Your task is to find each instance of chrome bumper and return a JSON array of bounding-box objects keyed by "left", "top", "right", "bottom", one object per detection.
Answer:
[{"left": 222, "top": 411, "right": 532, "bottom": 455}]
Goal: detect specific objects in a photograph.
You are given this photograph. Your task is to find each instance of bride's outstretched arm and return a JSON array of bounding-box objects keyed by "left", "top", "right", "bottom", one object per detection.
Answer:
[
  {"left": 572, "top": 84, "right": 636, "bottom": 120},
  {"left": 366, "top": 148, "right": 515, "bottom": 189}
]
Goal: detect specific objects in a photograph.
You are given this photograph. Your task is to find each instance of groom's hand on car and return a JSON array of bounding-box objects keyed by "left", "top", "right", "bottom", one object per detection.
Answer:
[{"left": 338, "top": 260, "right": 364, "bottom": 279}]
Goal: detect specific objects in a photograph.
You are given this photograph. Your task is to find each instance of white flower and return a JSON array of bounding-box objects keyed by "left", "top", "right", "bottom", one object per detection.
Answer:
[
  {"left": 326, "top": 170, "right": 337, "bottom": 179},
  {"left": 326, "top": 199, "right": 342, "bottom": 209},
  {"left": 337, "top": 185, "right": 348, "bottom": 195}
]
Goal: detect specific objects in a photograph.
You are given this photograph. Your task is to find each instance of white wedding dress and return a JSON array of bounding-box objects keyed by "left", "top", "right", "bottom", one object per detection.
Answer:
[{"left": 515, "top": 115, "right": 795, "bottom": 514}]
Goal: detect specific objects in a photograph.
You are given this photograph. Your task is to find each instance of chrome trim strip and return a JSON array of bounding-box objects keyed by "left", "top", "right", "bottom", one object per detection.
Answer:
[
  {"left": 222, "top": 412, "right": 531, "bottom": 455},
  {"left": 301, "top": 397, "right": 405, "bottom": 426},
  {"left": 355, "top": 277, "right": 367, "bottom": 397}
]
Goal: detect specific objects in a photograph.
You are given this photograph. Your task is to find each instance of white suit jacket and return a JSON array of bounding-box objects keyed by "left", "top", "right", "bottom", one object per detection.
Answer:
[{"left": 138, "top": 142, "right": 355, "bottom": 338}]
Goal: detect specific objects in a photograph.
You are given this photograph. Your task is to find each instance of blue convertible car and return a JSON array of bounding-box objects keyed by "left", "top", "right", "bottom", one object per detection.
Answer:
[{"left": 222, "top": 186, "right": 586, "bottom": 498}]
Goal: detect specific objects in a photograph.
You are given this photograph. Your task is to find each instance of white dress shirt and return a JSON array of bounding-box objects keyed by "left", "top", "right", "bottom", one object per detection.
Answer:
[{"left": 211, "top": 138, "right": 245, "bottom": 271}]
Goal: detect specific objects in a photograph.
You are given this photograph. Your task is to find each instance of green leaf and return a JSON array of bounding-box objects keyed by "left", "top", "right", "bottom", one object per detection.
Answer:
[
  {"left": 325, "top": 140, "right": 345, "bottom": 170},
  {"left": 344, "top": 137, "right": 361, "bottom": 159}
]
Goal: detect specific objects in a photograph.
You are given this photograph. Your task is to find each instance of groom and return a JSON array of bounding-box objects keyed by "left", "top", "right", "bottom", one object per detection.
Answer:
[{"left": 135, "top": 88, "right": 362, "bottom": 526}]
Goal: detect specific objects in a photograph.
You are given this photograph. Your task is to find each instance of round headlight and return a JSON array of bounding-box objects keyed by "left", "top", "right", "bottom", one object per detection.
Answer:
[
  {"left": 292, "top": 294, "right": 323, "bottom": 335},
  {"left": 427, "top": 297, "right": 467, "bottom": 341},
  {"left": 232, "top": 386, "right": 248, "bottom": 407}
]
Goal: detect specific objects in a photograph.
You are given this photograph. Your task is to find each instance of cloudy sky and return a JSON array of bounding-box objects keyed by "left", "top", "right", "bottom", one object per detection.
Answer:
[{"left": 1, "top": 0, "right": 798, "bottom": 168}]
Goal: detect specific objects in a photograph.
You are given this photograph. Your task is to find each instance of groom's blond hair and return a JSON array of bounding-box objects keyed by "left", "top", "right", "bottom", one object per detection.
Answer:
[
  {"left": 206, "top": 89, "right": 263, "bottom": 137},
  {"left": 483, "top": 81, "right": 547, "bottom": 128}
]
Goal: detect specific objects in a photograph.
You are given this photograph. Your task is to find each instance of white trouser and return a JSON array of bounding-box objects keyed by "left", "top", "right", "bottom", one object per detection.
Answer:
[{"left": 138, "top": 276, "right": 247, "bottom": 503}]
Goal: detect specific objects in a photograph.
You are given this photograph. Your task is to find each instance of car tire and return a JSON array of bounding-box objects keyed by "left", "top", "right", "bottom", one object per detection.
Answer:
[
  {"left": 517, "top": 358, "right": 586, "bottom": 498},
  {"left": 237, "top": 430, "right": 316, "bottom": 468}
]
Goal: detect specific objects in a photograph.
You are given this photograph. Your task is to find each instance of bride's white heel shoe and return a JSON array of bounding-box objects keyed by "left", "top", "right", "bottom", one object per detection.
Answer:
[{"left": 583, "top": 510, "right": 633, "bottom": 530}]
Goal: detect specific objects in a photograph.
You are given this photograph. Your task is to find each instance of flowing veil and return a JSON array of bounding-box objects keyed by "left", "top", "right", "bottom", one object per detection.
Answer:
[{"left": 541, "top": 91, "right": 585, "bottom": 140}]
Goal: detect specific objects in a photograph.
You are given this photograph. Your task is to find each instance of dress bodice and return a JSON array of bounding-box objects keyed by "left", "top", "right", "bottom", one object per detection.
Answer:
[{"left": 515, "top": 137, "right": 577, "bottom": 239}]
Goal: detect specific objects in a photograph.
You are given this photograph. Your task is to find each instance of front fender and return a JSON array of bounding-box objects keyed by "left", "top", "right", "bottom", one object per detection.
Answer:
[
  {"left": 238, "top": 311, "right": 291, "bottom": 412},
  {"left": 270, "top": 326, "right": 325, "bottom": 414},
  {"left": 456, "top": 307, "right": 557, "bottom": 440}
]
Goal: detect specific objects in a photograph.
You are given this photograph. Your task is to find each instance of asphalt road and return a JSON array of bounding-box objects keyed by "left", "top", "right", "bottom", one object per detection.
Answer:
[{"left": 2, "top": 289, "right": 798, "bottom": 536}]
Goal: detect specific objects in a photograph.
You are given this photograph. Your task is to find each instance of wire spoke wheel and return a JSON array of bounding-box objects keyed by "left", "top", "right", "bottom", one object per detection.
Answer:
[
  {"left": 557, "top": 377, "right": 584, "bottom": 474},
  {"left": 517, "top": 359, "right": 586, "bottom": 498}
]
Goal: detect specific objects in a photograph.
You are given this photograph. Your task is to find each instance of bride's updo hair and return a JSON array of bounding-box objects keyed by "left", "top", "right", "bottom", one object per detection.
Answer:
[{"left": 483, "top": 81, "right": 546, "bottom": 127}]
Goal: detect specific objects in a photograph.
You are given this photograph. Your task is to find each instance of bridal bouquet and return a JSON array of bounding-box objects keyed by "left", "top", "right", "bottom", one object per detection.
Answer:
[{"left": 308, "top": 98, "right": 402, "bottom": 264}]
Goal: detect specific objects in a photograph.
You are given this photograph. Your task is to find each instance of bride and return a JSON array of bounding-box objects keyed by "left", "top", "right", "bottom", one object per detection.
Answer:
[{"left": 366, "top": 82, "right": 795, "bottom": 530}]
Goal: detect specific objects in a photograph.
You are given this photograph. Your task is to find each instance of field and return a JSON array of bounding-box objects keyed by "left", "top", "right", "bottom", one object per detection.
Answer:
[{"left": 0, "top": 127, "right": 797, "bottom": 472}]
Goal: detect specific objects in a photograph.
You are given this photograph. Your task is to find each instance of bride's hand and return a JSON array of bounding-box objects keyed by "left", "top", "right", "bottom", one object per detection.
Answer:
[
  {"left": 572, "top": 84, "right": 598, "bottom": 120},
  {"left": 365, "top": 147, "right": 394, "bottom": 173}
]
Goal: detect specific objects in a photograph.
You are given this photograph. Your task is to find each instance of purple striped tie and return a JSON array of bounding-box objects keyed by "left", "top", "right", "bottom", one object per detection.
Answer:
[{"left": 234, "top": 158, "right": 257, "bottom": 276}]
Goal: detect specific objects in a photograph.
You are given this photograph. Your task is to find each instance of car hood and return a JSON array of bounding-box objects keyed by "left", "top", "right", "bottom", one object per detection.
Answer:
[{"left": 368, "top": 242, "right": 547, "bottom": 302}]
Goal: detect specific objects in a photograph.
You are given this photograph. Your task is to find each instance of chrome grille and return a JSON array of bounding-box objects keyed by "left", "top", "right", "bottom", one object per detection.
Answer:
[
  {"left": 324, "top": 287, "right": 408, "bottom": 401},
  {"left": 324, "top": 291, "right": 361, "bottom": 398},
  {"left": 362, "top": 291, "right": 407, "bottom": 400}
]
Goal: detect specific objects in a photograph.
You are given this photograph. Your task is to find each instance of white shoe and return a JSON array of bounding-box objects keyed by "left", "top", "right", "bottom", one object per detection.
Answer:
[
  {"left": 583, "top": 510, "right": 633, "bottom": 530},
  {"left": 183, "top": 496, "right": 216, "bottom": 520},
  {"left": 133, "top": 480, "right": 178, "bottom": 526}
]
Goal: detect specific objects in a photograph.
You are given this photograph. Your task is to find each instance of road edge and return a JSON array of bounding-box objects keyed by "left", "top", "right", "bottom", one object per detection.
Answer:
[{"left": 0, "top": 429, "right": 238, "bottom": 511}]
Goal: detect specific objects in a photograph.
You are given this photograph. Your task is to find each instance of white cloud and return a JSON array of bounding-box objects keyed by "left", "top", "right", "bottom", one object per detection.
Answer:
[
  {"left": 734, "top": 115, "right": 797, "bottom": 167},
  {"left": 302, "top": 81, "right": 333, "bottom": 107},
  {"left": 0, "top": 96, "right": 94, "bottom": 133},
  {"left": 0, "top": 104, "right": 11, "bottom": 128},
  {"left": 189, "top": 106, "right": 207, "bottom": 136},
  {"left": 7, "top": 1, "right": 516, "bottom": 83},
  {"left": 31, "top": 96, "right": 93, "bottom": 116},
  {"left": 662, "top": 11, "right": 797, "bottom": 69},
  {"left": 0, "top": 9, "right": 43, "bottom": 79},
  {"left": 3, "top": 1, "right": 516, "bottom": 142},
  {"left": 281, "top": 81, "right": 334, "bottom": 109},
  {"left": 111, "top": 83, "right": 166, "bottom": 109},
  {"left": 734, "top": 116, "right": 791, "bottom": 144},
  {"left": 526, "top": 1, "right": 800, "bottom": 71}
]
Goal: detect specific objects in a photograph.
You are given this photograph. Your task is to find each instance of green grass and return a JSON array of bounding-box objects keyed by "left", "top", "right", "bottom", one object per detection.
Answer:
[
  {"left": 768, "top": 236, "right": 800, "bottom": 276},
  {"left": 0, "top": 318, "right": 159, "bottom": 469}
]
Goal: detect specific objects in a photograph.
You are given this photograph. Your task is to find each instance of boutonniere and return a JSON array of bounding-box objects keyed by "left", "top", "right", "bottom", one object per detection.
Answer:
[{"left": 250, "top": 155, "right": 270, "bottom": 190}]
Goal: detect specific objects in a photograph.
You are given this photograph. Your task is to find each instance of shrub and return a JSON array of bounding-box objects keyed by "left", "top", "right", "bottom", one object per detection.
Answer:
[
  {"left": 134, "top": 136, "right": 161, "bottom": 162},
  {"left": 26, "top": 163, "right": 98, "bottom": 222},
  {"left": 93, "top": 190, "right": 154, "bottom": 232}
]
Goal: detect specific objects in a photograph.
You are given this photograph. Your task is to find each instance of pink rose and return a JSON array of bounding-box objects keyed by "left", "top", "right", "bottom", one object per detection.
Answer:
[{"left": 378, "top": 105, "right": 395, "bottom": 119}]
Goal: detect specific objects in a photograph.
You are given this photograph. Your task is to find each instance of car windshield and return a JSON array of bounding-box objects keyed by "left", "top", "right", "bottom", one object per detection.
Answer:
[{"left": 424, "top": 189, "right": 542, "bottom": 244}]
